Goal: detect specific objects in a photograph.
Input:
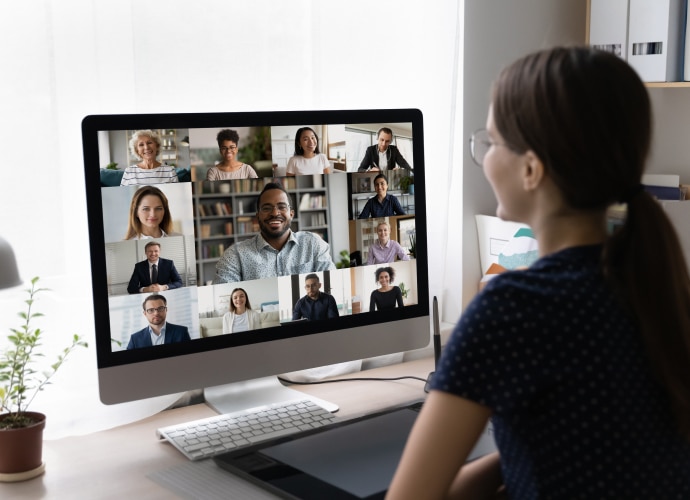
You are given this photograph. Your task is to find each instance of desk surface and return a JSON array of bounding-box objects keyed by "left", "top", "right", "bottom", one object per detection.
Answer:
[{"left": 1, "top": 357, "right": 432, "bottom": 499}]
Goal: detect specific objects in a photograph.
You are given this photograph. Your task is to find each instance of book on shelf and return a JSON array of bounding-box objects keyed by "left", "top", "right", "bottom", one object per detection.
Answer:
[
  {"left": 306, "top": 212, "right": 326, "bottom": 226},
  {"left": 299, "top": 193, "right": 311, "bottom": 210},
  {"left": 202, "top": 243, "right": 226, "bottom": 259},
  {"left": 589, "top": 0, "right": 630, "bottom": 60},
  {"left": 299, "top": 193, "right": 326, "bottom": 210},
  {"left": 627, "top": 0, "right": 685, "bottom": 82},
  {"left": 236, "top": 216, "right": 257, "bottom": 235},
  {"left": 643, "top": 184, "right": 682, "bottom": 200},
  {"left": 641, "top": 173, "right": 680, "bottom": 187},
  {"left": 642, "top": 173, "right": 683, "bottom": 200},
  {"left": 233, "top": 178, "right": 260, "bottom": 193},
  {"left": 224, "top": 222, "right": 233, "bottom": 235}
]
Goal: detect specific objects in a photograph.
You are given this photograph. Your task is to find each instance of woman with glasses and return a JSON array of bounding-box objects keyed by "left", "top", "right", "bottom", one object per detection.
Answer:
[
  {"left": 286, "top": 127, "right": 331, "bottom": 176},
  {"left": 206, "top": 129, "right": 258, "bottom": 180},
  {"left": 389, "top": 47, "right": 690, "bottom": 499},
  {"left": 121, "top": 129, "right": 180, "bottom": 186}
]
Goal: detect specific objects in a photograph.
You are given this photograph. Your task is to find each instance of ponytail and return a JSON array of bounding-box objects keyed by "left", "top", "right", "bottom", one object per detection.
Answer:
[{"left": 602, "top": 191, "right": 690, "bottom": 438}]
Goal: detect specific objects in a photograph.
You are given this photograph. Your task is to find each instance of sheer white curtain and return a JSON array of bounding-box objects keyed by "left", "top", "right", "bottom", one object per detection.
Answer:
[{"left": 0, "top": 0, "right": 463, "bottom": 438}]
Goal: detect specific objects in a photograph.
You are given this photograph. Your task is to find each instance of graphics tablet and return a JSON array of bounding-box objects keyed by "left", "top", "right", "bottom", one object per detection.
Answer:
[{"left": 213, "top": 401, "right": 496, "bottom": 500}]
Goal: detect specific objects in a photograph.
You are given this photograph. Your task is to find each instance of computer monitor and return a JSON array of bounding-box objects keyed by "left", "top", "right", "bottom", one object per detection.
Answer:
[{"left": 82, "top": 109, "right": 429, "bottom": 414}]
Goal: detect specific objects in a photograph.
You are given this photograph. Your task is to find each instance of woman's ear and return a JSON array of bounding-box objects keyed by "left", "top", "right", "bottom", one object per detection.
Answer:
[{"left": 522, "top": 150, "right": 545, "bottom": 192}]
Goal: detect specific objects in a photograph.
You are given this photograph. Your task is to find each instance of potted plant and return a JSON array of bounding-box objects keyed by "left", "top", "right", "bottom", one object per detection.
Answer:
[
  {"left": 399, "top": 282, "right": 410, "bottom": 301},
  {"left": 0, "top": 277, "right": 87, "bottom": 481},
  {"left": 399, "top": 175, "right": 414, "bottom": 194},
  {"left": 238, "top": 126, "right": 273, "bottom": 177},
  {"left": 407, "top": 229, "right": 416, "bottom": 258},
  {"left": 335, "top": 249, "right": 351, "bottom": 269}
]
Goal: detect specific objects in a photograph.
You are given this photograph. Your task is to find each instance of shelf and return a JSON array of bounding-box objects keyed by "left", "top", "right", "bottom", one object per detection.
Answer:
[{"left": 645, "top": 82, "right": 690, "bottom": 88}]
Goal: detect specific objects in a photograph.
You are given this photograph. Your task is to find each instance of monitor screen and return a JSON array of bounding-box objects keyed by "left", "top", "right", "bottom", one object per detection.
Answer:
[{"left": 82, "top": 109, "right": 430, "bottom": 410}]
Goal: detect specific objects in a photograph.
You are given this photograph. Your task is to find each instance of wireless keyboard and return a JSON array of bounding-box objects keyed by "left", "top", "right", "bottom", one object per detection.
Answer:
[{"left": 156, "top": 399, "right": 338, "bottom": 460}]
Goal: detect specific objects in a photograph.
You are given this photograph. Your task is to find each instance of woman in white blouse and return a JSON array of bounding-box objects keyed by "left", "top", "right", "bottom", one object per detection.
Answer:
[
  {"left": 124, "top": 185, "right": 179, "bottom": 240},
  {"left": 222, "top": 288, "right": 262, "bottom": 334},
  {"left": 286, "top": 127, "right": 331, "bottom": 176}
]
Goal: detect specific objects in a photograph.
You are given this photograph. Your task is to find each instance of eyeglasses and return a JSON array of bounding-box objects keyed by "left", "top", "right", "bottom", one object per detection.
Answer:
[
  {"left": 220, "top": 145, "right": 238, "bottom": 152},
  {"left": 259, "top": 203, "right": 291, "bottom": 214},
  {"left": 469, "top": 128, "right": 508, "bottom": 167},
  {"left": 145, "top": 306, "right": 167, "bottom": 314}
]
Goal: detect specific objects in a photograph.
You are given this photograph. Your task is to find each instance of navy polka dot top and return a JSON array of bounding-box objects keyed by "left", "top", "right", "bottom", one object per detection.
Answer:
[{"left": 432, "top": 245, "right": 690, "bottom": 499}]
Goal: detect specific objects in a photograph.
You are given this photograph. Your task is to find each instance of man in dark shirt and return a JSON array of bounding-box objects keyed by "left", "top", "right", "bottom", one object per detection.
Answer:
[
  {"left": 292, "top": 273, "right": 339, "bottom": 321},
  {"left": 357, "top": 127, "right": 412, "bottom": 172}
]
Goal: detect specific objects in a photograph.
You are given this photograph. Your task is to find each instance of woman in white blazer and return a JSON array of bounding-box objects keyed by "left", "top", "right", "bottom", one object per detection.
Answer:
[{"left": 222, "top": 288, "right": 262, "bottom": 333}]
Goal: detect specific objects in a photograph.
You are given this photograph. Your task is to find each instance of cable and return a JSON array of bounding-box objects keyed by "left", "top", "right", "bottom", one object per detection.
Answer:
[{"left": 277, "top": 375, "right": 428, "bottom": 386}]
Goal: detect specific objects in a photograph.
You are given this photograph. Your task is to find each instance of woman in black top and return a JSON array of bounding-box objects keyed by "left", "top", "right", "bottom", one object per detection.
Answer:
[{"left": 369, "top": 266, "right": 403, "bottom": 311}]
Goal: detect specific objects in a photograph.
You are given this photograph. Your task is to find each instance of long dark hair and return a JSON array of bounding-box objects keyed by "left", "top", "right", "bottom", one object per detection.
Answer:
[
  {"left": 493, "top": 46, "right": 690, "bottom": 438},
  {"left": 229, "top": 288, "right": 252, "bottom": 312},
  {"left": 293, "top": 127, "right": 321, "bottom": 156}
]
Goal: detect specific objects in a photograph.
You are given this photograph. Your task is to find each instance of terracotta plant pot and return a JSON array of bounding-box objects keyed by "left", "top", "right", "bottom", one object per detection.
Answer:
[{"left": 0, "top": 412, "right": 46, "bottom": 480}]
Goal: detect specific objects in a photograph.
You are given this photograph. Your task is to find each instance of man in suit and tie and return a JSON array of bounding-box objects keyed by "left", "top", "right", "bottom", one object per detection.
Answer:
[
  {"left": 127, "top": 241, "right": 183, "bottom": 294},
  {"left": 357, "top": 127, "right": 412, "bottom": 172},
  {"left": 126, "top": 294, "right": 191, "bottom": 349}
]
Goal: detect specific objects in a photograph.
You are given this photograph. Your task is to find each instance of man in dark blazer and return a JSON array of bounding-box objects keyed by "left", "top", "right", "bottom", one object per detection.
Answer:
[
  {"left": 127, "top": 241, "right": 183, "bottom": 294},
  {"left": 357, "top": 127, "right": 412, "bottom": 172},
  {"left": 126, "top": 294, "right": 191, "bottom": 349}
]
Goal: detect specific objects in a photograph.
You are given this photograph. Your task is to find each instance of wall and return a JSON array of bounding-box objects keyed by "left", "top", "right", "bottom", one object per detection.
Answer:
[
  {"left": 647, "top": 89, "right": 690, "bottom": 180},
  {"left": 448, "top": 0, "right": 586, "bottom": 320}
]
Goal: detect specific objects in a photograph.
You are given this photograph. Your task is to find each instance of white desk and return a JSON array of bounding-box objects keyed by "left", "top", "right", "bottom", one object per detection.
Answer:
[{"left": 1, "top": 357, "right": 432, "bottom": 499}]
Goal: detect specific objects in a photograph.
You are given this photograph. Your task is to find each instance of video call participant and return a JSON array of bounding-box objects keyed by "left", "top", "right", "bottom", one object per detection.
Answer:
[
  {"left": 369, "top": 266, "right": 404, "bottom": 311},
  {"left": 127, "top": 241, "right": 183, "bottom": 294},
  {"left": 124, "top": 185, "right": 179, "bottom": 240},
  {"left": 206, "top": 129, "right": 258, "bottom": 180},
  {"left": 214, "top": 183, "right": 335, "bottom": 283},
  {"left": 357, "top": 127, "right": 412, "bottom": 172},
  {"left": 292, "top": 273, "right": 339, "bottom": 321},
  {"left": 121, "top": 129, "right": 179, "bottom": 186},
  {"left": 367, "top": 221, "right": 411, "bottom": 265},
  {"left": 286, "top": 127, "right": 331, "bottom": 175},
  {"left": 126, "top": 294, "right": 191, "bottom": 349},
  {"left": 358, "top": 174, "right": 406, "bottom": 219},
  {"left": 222, "top": 288, "right": 262, "bottom": 334}
]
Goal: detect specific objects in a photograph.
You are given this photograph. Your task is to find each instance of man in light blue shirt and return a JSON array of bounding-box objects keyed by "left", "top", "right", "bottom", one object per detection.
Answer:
[{"left": 214, "top": 183, "right": 335, "bottom": 283}]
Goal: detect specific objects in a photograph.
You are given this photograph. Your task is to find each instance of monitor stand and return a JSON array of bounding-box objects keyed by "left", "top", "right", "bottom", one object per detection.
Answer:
[{"left": 204, "top": 376, "right": 339, "bottom": 415}]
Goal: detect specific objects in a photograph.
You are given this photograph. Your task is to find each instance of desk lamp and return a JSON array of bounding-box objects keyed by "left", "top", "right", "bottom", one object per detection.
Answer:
[{"left": 0, "top": 236, "right": 21, "bottom": 289}]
